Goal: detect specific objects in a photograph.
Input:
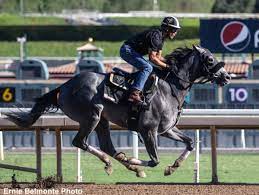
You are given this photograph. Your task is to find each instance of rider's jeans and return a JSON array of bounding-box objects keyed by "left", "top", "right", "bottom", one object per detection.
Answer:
[{"left": 120, "top": 44, "right": 153, "bottom": 91}]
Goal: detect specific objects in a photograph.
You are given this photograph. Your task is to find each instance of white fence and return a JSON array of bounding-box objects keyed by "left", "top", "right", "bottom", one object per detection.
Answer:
[
  {"left": 25, "top": 12, "right": 259, "bottom": 19},
  {"left": 0, "top": 109, "right": 259, "bottom": 183}
]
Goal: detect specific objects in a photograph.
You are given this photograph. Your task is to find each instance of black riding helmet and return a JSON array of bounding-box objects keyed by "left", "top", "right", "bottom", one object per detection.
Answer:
[{"left": 161, "top": 16, "right": 181, "bottom": 33}]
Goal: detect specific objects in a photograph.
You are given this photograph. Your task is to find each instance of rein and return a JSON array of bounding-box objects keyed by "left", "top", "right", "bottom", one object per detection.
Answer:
[
  {"left": 169, "top": 65, "right": 212, "bottom": 85},
  {"left": 165, "top": 57, "right": 225, "bottom": 85}
]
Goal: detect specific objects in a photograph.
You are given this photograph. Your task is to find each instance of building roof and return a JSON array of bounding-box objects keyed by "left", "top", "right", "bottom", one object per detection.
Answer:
[
  {"left": 48, "top": 62, "right": 133, "bottom": 78},
  {"left": 224, "top": 62, "right": 249, "bottom": 75},
  {"left": 48, "top": 62, "right": 250, "bottom": 78},
  {"left": 0, "top": 60, "right": 250, "bottom": 79},
  {"left": 48, "top": 62, "right": 76, "bottom": 74},
  {"left": 0, "top": 59, "right": 16, "bottom": 71},
  {"left": 0, "top": 71, "right": 16, "bottom": 78}
]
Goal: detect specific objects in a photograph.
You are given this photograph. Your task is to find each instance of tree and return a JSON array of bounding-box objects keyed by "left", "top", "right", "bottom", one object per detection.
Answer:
[
  {"left": 38, "top": 0, "right": 50, "bottom": 13},
  {"left": 254, "top": 0, "right": 259, "bottom": 12},
  {"left": 212, "top": 0, "right": 256, "bottom": 13}
]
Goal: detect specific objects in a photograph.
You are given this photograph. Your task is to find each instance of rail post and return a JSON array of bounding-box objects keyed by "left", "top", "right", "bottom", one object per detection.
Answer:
[
  {"left": 210, "top": 125, "right": 218, "bottom": 183},
  {"left": 194, "top": 129, "right": 200, "bottom": 183},
  {"left": 36, "top": 128, "right": 42, "bottom": 181},
  {"left": 132, "top": 131, "right": 138, "bottom": 158},
  {"left": 77, "top": 148, "right": 82, "bottom": 182},
  {"left": 241, "top": 129, "right": 246, "bottom": 148},
  {"left": 56, "top": 128, "right": 63, "bottom": 182},
  {"left": 0, "top": 110, "right": 4, "bottom": 160}
]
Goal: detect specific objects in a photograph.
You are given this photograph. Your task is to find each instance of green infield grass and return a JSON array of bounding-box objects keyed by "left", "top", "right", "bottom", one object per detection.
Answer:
[
  {"left": 0, "top": 152, "right": 258, "bottom": 184},
  {"left": 0, "top": 14, "right": 67, "bottom": 25},
  {"left": 0, "top": 14, "right": 198, "bottom": 27},
  {"left": 112, "top": 17, "right": 199, "bottom": 27},
  {"left": 0, "top": 39, "right": 199, "bottom": 57}
]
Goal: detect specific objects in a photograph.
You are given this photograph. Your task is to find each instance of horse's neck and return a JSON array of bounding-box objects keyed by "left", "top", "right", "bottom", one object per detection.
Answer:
[
  {"left": 158, "top": 77, "right": 191, "bottom": 108},
  {"left": 171, "top": 57, "right": 200, "bottom": 106},
  {"left": 154, "top": 55, "right": 198, "bottom": 107},
  {"left": 171, "top": 61, "right": 197, "bottom": 105}
]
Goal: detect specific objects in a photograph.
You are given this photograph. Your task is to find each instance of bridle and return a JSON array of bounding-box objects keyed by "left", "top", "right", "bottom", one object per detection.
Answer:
[{"left": 164, "top": 53, "right": 225, "bottom": 85}]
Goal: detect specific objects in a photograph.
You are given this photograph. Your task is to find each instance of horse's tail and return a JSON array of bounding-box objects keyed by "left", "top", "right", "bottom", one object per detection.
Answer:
[{"left": 6, "top": 87, "right": 60, "bottom": 128}]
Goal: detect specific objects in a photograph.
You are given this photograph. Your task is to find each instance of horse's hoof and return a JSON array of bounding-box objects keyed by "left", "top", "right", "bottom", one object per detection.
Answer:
[
  {"left": 164, "top": 166, "right": 172, "bottom": 176},
  {"left": 104, "top": 164, "right": 113, "bottom": 175},
  {"left": 136, "top": 170, "right": 146, "bottom": 178},
  {"left": 164, "top": 165, "right": 175, "bottom": 176},
  {"left": 114, "top": 152, "right": 127, "bottom": 161}
]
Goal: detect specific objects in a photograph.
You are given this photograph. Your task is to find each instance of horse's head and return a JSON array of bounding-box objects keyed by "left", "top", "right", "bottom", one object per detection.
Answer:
[
  {"left": 164, "top": 45, "right": 231, "bottom": 86},
  {"left": 192, "top": 45, "right": 231, "bottom": 86}
]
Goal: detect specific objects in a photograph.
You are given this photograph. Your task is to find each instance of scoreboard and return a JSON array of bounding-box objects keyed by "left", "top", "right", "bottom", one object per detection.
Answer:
[{"left": 0, "top": 87, "right": 15, "bottom": 102}]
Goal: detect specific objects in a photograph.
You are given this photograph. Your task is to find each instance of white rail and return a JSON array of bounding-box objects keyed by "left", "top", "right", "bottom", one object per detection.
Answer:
[
  {"left": 1, "top": 108, "right": 259, "bottom": 128},
  {"left": 2, "top": 108, "right": 259, "bottom": 115},
  {"left": 25, "top": 12, "right": 259, "bottom": 19},
  {"left": 0, "top": 108, "right": 259, "bottom": 183}
]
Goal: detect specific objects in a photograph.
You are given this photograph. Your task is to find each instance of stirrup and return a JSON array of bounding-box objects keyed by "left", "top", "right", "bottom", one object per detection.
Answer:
[{"left": 128, "top": 97, "right": 149, "bottom": 110}]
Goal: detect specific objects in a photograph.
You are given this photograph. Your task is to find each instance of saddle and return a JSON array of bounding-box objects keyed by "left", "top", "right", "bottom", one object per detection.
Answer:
[
  {"left": 104, "top": 67, "right": 158, "bottom": 107},
  {"left": 104, "top": 68, "right": 159, "bottom": 131}
]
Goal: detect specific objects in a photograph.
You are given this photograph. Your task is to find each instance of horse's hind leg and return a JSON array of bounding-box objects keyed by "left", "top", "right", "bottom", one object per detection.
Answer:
[
  {"left": 160, "top": 127, "right": 194, "bottom": 176},
  {"left": 95, "top": 117, "right": 146, "bottom": 178},
  {"left": 114, "top": 130, "right": 160, "bottom": 168},
  {"left": 72, "top": 105, "right": 112, "bottom": 175}
]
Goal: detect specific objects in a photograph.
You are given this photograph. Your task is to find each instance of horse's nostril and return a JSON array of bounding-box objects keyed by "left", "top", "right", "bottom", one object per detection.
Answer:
[{"left": 208, "top": 56, "right": 214, "bottom": 63}]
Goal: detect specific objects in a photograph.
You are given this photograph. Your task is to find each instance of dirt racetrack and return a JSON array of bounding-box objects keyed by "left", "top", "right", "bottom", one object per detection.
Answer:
[{"left": 1, "top": 183, "right": 259, "bottom": 195}]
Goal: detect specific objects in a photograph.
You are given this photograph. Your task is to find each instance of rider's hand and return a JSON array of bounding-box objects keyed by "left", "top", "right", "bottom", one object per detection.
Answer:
[{"left": 165, "top": 64, "right": 174, "bottom": 71}]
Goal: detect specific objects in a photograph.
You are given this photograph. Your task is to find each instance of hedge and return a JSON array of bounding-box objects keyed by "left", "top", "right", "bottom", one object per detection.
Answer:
[{"left": 0, "top": 25, "right": 198, "bottom": 41}]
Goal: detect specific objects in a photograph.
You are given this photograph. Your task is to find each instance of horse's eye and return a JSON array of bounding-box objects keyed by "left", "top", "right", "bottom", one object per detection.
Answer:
[
  {"left": 201, "top": 54, "right": 207, "bottom": 61},
  {"left": 201, "top": 54, "right": 212, "bottom": 61}
]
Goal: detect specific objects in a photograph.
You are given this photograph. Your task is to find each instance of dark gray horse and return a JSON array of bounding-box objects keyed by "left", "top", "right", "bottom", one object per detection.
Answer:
[{"left": 6, "top": 45, "right": 230, "bottom": 178}]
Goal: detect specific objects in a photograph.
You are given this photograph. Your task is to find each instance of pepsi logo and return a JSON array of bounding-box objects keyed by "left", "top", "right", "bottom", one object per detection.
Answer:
[{"left": 220, "top": 21, "right": 251, "bottom": 52}]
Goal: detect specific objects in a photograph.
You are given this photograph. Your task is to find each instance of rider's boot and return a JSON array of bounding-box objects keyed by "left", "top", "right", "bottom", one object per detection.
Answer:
[{"left": 128, "top": 89, "right": 143, "bottom": 104}]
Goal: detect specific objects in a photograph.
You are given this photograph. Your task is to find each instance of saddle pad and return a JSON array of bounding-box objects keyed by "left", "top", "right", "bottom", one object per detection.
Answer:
[
  {"left": 104, "top": 72, "right": 129, "bottom": 104},
  {"left": 104, "top": 71, "right": 158, "bottom": 105},
  {"left": 109, "top": 72, "right": 131, "bottom": 90}
]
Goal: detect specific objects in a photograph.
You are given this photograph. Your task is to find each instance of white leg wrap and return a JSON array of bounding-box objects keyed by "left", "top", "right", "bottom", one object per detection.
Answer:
[
  {"left": 87, "top": 145, "right": 105, "bottom": 159},
  {"left": 178, "top": 149, "right": 191, "bottom": 162},
  {"left": 128, "top": 158, "right": 149, "bottom": 166},
  {"left": 113, "top": 153, "right": 149, "bottom": 167}
]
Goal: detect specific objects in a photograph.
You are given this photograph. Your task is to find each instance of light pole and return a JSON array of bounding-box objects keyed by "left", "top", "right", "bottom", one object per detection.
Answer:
[
  {"left": 20, "top": 0, "right": 24, "bottom": 15},
  {"left": 153, "top": 0, "right": 159, "bottom": 11},
  {"left": 17, "top": 35, "right": 27, "bottom": 62}
]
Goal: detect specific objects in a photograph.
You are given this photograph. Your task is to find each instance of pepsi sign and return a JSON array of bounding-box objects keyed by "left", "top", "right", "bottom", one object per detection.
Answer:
[
  {"left": 200, "top": 19, "right": 259, "bottom": 53},
  {"left": 220, "top": 21, "right": 251, "bottom": 52}
]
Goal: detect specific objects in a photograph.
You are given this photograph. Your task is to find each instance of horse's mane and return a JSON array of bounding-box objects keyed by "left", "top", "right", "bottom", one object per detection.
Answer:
[
  {"left": 165, "top": 47, "right": 193, "bottom": 66},
  {"left": 153, "top": 47, "right": 196, "bottom": 79}
]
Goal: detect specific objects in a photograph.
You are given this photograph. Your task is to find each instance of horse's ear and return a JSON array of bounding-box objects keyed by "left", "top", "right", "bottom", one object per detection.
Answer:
[{"left": 193, "top": 45, "right": 205, "bottom": 54}]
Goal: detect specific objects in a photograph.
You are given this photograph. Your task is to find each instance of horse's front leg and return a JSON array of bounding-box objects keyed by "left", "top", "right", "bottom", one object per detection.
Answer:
[{"left": 160, "top": 127, "right": 194, "bottom": 176}]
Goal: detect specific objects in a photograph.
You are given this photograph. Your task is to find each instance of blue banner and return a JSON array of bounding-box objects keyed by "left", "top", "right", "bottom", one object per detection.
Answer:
[{"left": 200, "top": 19, "right": 259, "bottom": 53}]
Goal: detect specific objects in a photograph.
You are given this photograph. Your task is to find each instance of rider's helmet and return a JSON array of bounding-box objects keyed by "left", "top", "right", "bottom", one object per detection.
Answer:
[{"left": 161, "top": 16, "right": 181, "bottom": 34}]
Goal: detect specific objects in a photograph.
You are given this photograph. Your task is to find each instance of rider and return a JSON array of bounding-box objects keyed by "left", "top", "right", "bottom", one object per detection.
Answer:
[{"left": 120, "top": 16, "right": 180, "bottom": 104}]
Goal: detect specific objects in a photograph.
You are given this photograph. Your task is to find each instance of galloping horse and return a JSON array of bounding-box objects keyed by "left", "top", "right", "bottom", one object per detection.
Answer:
[{"left": 6, "top": 45, "right": 230, "bottom": 178}]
